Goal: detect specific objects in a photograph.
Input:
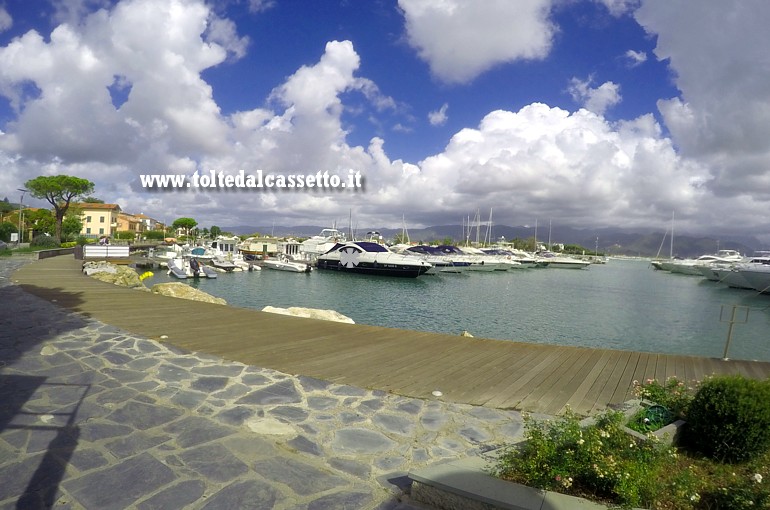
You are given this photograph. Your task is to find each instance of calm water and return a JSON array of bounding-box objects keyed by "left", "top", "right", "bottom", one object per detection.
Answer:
[{"left": 143, "top": 259, "right": 770, "bottom": 361}]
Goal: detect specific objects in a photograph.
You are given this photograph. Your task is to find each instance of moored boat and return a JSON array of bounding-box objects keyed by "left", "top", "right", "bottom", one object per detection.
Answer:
[
  {"left": 395, "top": 245, "right": 470, "bottom": 274},
  {"left": 263, "top": 255, "right": 312, "bottom": 273},
  {"left": 316, "top": 241, "right": 431, "bottom": 277},
  {"left": 299, "top": 228, "right": 347, "bottom": 263},
  {"left": 167, "top": 257, "right": 218, "bottom": 279},
  {"left": 535, "top": 250, "right": 591, "bottom": 269}
]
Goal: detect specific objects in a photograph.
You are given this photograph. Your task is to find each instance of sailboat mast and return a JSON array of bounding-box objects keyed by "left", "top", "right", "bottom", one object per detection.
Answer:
[
  {"left": 484, "top": 208, "right": 493, "bottom": 246},
  {"left": 670, "top": 211, "right": 674, "bottom": 258}
]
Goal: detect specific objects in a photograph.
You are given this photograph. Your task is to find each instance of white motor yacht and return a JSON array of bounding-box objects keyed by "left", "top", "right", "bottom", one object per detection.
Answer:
[{"left": 317, "top": 241, "right": 431, "bottom": 277}]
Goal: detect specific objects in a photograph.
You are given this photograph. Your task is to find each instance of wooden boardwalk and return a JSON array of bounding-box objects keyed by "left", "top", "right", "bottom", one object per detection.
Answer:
[{"left": 12, "top": 255, "right": 770, "bottom": 416}]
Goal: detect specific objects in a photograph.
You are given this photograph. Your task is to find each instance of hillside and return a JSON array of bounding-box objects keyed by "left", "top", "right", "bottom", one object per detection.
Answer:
[{"left": 223, "top": 224, "right": 765, "bottom": 258}]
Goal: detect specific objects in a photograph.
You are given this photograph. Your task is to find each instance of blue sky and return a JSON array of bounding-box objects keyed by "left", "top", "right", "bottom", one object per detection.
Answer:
[{"left": 1, "top": 0, "right": 769, "bottom": 243}]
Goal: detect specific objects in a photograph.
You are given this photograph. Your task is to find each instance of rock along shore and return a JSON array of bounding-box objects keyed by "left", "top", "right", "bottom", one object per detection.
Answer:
[{"left": 0, "top": 257, "right": 528, "bottom": 509}]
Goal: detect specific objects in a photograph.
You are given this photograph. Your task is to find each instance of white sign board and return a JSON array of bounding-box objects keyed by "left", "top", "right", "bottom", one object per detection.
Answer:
[{"left": 10, "top": 233, "right": 18, "bottom": 242}]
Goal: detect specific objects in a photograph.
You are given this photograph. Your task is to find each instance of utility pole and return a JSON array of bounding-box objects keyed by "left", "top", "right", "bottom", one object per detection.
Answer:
[{"left": 17, "top": 188, "right": 28, "bottom": 246}]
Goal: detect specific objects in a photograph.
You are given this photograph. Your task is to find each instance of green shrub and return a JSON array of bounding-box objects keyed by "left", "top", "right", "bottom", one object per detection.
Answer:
[
  {"left": 115, "top": 231, "right": 135, "bottom": 240},
  {"left": 30, "top": 235, "right": 61, "bottom": 249},
  {"left": 143, "top": 230, "right": 166, "bottom": 241},
  {"left": 493, "top": 409, "right": 674, "bottom": 509},
  {"left": 632, "top": 377, "right": 695, "bottom": 418},
  {"left": 701, "top": 473, "right": 770, "bottom": 510},
  {"left": 686, "top": 375, "right": 770, "bottom": 462}
]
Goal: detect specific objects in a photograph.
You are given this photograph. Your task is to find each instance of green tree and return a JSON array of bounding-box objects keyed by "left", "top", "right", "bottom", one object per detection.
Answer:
[
  {"left": 25, "top": 175, "right": 95, "bottom": 243},
  {"left": 25, "top": 209, "right": 56, "bottom": 237},
  {"left": 0, "top": 198, "right": 13, "bottom": 214},
  {"left": 0, "top": 222, "right": 16, "bottom": 242},
  {"left": 171, "top": 217, "right": 197, "bottom": 237},
  {"left": 81, "top": 197, "right": 104, "bottom": 203},
  {"left": 210, "top": 225, "right": 221, "bottom": 237},
  {"left": 62, "top": 214, "right": 83, "bottom": 242}
]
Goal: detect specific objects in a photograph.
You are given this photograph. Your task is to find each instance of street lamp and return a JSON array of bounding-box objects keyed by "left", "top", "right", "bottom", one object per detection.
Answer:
[{"left": 17, "top": 188, "right": 28, "bottom": 246}]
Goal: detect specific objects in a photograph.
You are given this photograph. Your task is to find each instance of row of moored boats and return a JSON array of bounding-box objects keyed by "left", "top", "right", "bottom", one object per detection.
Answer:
[
  {"left": 651, "top": 249, "right": 770, "bottom": 294},
  {"left": 260, "top": 229, "right": 595, "bottom": 278},
  {"left": 148, "top": 228, "right": 599, "bottom": 279}
]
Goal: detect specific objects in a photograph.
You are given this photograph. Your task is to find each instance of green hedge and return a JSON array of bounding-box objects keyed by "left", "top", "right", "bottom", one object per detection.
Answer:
[{"left": 686, "top": 375, "right": 770, "bottom": 462}]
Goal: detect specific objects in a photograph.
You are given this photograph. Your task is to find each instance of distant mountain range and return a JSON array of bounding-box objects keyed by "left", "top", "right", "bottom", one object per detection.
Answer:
[{"left": 223, "top": 224, "right": 766, "bottom": 258}]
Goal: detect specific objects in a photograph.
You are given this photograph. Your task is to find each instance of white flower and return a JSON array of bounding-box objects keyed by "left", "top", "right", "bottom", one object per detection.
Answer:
[
  {"left": 577, "top": 439, "right": 585, "bottom": 445},
  {"left": 690, "top": 493, "right": 700, "bottom": 502},
  {"left": 754, "top": 473, "right": 763, "bottom": 483}
]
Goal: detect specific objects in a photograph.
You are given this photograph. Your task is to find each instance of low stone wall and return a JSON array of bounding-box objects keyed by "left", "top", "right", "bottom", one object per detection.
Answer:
[{"left": 37, "top": 247, "right": 75, "bottom": 259}]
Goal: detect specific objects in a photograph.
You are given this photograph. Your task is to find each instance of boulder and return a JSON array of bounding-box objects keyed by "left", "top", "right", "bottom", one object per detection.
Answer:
[
  {"left": 262, "top": 306, "right": 355, "bottom": 324},
  {"left": 151, "top": 282, "right": 227, "bottom": 305},
  {"left": 82, "top": 261, "right": 117, "bottom": 276},
  {"left": 84, "top": 262, "right": 145, "bottom": 289}
]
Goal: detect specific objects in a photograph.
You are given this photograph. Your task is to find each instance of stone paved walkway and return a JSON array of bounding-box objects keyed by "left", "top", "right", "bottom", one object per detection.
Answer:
[{"left": 0, "top": 256, "right": 527, "bottom": 509}]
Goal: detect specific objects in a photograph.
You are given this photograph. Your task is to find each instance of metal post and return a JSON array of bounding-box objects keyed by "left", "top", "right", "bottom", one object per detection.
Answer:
[
  {"left": 720, "top": 304, "right": 750, "bottom": 360},
  {"left": 17, "top": 188, "right": 28, "bottom": 246}
]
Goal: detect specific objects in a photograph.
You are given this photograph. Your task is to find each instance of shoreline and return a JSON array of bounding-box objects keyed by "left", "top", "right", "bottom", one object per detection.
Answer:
[{"left": 0, "top": 255, "right": 526, "bottom": 509}]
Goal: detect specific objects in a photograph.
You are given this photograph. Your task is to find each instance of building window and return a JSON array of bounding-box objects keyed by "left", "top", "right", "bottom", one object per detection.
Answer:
[
  {"left": 86, "top": 228, "right": 91, "bottom": 234},
  {"left": 99, "top": 228, "right": 104, "bottom": 234},
  {"left": 100, "top": 216, "right": 105, "bottom": 223},
  {"left": 86, "top": 216, "right": 91, "bottom": 222}
]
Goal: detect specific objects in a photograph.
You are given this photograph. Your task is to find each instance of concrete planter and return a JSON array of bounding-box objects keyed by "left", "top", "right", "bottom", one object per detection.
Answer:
[{"left": 409, "top": 456, "right": 613, "bottom": 510}]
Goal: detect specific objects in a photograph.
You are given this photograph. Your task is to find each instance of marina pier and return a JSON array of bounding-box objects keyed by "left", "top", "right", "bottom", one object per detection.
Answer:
[{"left": 13, "top": 255, "right": 770, "bottom": 416}]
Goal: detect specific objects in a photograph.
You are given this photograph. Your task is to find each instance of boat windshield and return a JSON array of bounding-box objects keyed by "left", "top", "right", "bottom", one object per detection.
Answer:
[
  {"left": 355, "top": 242, "right": 389, "bottom": 252},
  {"left": 407, "top": 245, "right": 438, "bottom": 255},
  {"left": 436, "top": 245, "right": 464, "bottom": 254}
]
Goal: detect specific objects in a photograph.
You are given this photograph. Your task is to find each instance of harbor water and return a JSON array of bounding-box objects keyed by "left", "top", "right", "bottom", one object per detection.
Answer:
[{"left": 144, "top": 258, "right": 770, "bottom": 362}]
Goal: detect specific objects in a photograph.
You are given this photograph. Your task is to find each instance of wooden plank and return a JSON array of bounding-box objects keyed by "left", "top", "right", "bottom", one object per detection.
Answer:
[
  {"left": 484, "top": 346, "right": 572, "bottom": 409},
  {"left": 446, "top": 345, "right": 548, "bottom": 406},
  {"left": 515, "top": 348, "right": 596, "bottom": 414},
  {"left": 607, "top": 351, "right": 643, "bottom": 405}
]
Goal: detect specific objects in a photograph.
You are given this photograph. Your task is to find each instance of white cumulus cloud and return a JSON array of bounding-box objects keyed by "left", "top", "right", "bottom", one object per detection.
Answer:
[
  {"left": 636, "top": 0, "right": 770, "bottom": 206},
  {"left": 398, "top": 0, "right": 556, "bottom": 84},
  {"left": 568, "top": 77, "right": 622, "bottom": 116},
  {"left": 428, "top": 103, "right": 449, "bottom": 126}
]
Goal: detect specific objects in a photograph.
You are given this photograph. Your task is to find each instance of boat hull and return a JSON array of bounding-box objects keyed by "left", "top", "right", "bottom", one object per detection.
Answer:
[
  {"left": 316, "top": 259, "right": 429, "bottom": 278},
  {"left": 263, "top": 260, "right": 312, "bottom": 273}
]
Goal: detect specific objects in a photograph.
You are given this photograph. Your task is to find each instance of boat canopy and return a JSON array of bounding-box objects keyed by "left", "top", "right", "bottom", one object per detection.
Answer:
[
  {"left": 407, "top": 245, "right": 442, "bottom": 255},
  {"left": 435, "top": 245, "right": 465, "bottom": 255},
  {"left": 325, "top": 241, "right": 389, "bottom": 254}
]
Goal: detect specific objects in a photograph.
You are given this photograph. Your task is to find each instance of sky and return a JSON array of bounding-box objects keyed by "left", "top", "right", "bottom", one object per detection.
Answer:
[{"left": 0, "top": 0, "right": 769, "bottom": 243}]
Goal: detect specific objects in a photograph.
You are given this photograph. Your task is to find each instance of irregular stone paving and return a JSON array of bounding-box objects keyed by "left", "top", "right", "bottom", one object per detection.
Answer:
[{"left": 0, "top": 257, "right": 528, "bottom": 509}]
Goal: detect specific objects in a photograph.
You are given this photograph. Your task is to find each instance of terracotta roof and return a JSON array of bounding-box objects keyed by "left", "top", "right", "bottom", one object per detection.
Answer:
[{"left": 74, "top": 203, "right": 121, "bottom": 211}]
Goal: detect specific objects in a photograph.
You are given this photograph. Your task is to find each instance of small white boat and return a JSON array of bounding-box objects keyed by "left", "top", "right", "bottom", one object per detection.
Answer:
[
  {"left": 211, "top": 256, "right": 240, "bottom": 272},
  {"left": 263, "top": 256, "right": 312, "bottom": 273},
  {"left": 167, "top": 257, "right": 217, "bottom": 279},
  {"left": 536, "top": 251, "right": 591, "bottom": 269}
]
